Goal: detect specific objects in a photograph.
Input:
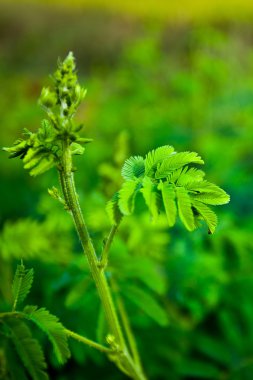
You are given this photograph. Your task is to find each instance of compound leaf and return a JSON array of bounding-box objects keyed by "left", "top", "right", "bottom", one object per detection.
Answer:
[
  {"left": 23, "top": 306, "right": 70, "bottom": 365},
  {"left": 121, "top": 156, "right": 145, "bottom": 180},
  {"left": 141, "top": 177, "right": 160, "bottom": 221},
  {"left": 176, "top": 187, "right": 195, "bottom": 231},
  {"left": 5, "top": 318, "right": 48, "bottom": 380},
  {"left": 145, "top": 145, "right": 174, "bottom": 177},
  {"left": 158, "top": 181, "right": 177, "bottom": 227},
  {"left": 12, "top": 263, "right": 34, "bottom": 311},
  {"left": 118, "top": 180, "right": 139, "bottom": 215}
]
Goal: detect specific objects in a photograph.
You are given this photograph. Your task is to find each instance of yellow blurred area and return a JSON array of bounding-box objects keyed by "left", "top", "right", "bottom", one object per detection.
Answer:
[{"left": 4, "top": 0, "right": 253, "bottom": 22}]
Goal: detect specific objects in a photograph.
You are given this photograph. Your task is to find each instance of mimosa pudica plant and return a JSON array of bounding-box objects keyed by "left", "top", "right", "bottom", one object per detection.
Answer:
[{"left": 1, "top": 52, "right": 230, "bottom": 380}]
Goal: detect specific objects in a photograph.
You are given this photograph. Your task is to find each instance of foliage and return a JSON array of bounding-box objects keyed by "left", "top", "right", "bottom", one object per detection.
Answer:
[
  {"left": 107, "top": 145, "right": 229, "bottom": 234},
  {"left": 0, "top": 263, "right": 70, "bottom": 379},
  {"left": 0, "top": 17, "right": 252, "bottom": 380}
]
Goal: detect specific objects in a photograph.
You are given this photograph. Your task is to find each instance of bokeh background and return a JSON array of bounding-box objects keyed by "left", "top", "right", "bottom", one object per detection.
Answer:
[{"left": 1, "top": 1, "right": 253, "bottom": 379}]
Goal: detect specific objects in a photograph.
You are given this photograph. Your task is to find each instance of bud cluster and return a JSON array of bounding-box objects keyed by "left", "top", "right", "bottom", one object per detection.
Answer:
[{"left": 3, "top": 52, "right": 92, "bottom": 176}]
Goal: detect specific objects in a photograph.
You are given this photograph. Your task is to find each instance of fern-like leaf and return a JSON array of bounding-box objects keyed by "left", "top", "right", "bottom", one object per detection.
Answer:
[
  {"left": 176, "top": 187, "right": 195, "bottom": 231},
  {"left": 121, "top": 156, "right": 145, "bottom": 180},
  {"left": 145, "top": 145, "right": 174, "bottom": 177},
  {"left": 176, "top": 167, "right": 205, "bottom": 186},
  {"left": 23, "top": 306, "right": 70, "bottom": 365},
  {"left": 118, "top": 180, "right": 140, "bottom": 215},
  {"left": 106, "top": 192, "right": 123, "bottom": 225},
  {"left": 156, "top": 151, "right": 204, "bottom": 179},
  {"left": 5, "top": 318, "right": 48, "bottom": 380},
  {"left": 187, "top": 181, "right": 230, "bottom": 205},
  {"left": 192, "top": 200, "right": 218, "bottom": 234},
  {"left": 141, "top": 177, "right": 160, "bottom": 221},
  {"left": 12, "top": 263, "right": 34, "bottom": 311},
  {"left": 158, "top": 181, "right": 177, "bottom": 227}
]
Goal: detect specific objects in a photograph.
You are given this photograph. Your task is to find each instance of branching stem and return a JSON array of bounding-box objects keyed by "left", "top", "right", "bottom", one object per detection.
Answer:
[
  {"left": 58, "top": 140, "right": 146, "bottom": 380},
  {"left": 99, "top": 224, "right": 119, "bottom": 269},
  {"left": 65, "top": 329, "right": 112, "bottom": 354}
]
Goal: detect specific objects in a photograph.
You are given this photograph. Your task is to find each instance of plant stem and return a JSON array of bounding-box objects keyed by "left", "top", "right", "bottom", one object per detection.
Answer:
[
  {"left": 65, "top": 329, "right": 112, "bottom": 354},
  {"left": 111, "top": 279, "right": 143, "bottom": 373},
  {"left": 99, "top": 224, "right": 119, "bottom": 268},
  {"left": 59, "top": 141, "right": 146, "bottom": 380}
]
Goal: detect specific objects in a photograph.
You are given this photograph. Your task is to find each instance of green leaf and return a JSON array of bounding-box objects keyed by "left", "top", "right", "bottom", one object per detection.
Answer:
[
  {"left": 117, "top": 256, "right": 166, "bottom": 295},
  {"left": 12, "top": 263, "right": 34, "bottom": 311},
  {"left": 29, "top": 157, "right": 55, "bottom": 177},
  {"left": 141, "top": 177, "right": 160, "bottom": 221},
  {"left": 122, "top": 285, "right": 169, "bottom": 326},
  {"left": 188, "top": 181, "right": 230, "bottom": 205},
  {"left": 23, "top": 306, "right": 70, "bottom": 365},
  {"left": 156, "top": 151, "right": 204, "bottom": 179},
  {"left": 121, "top": 156, "right": 145, "bottom": 180},
  {"left": 176, "top": 167, "right": 205, "bottom": 186},
  {"left": 5, "top": 340, "right": 29, "bottom": 380},
  {"left": 192, "top": 200, "right": 218, "bottom": 234},
  {"left": 158, "top": 181, "right": 177, "bottom": 227},
  {"left": 145, "top": 145, "right": 175, "bottom": 177},
  {"left": 178, "top": 359, "right": 220, "bottom": 378},
  {"left": 176, "top": 187, "right": 195, "bottom": 231},
  {"left": 193, "top": 333, "right": 232, "bottom": 366},
  {"left": 106, "top": 192, "right": 123, "bottom": 225},
  {"left": 5, "top": 318, "right": 48, "bottom": 380},
  {"left": 118, "top": 180, "right": 140, "bottom": 215}
]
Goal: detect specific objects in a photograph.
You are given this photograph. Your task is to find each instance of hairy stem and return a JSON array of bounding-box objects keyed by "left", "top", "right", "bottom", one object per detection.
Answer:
[
  {"left": 58, "top": 141, "right": 146, "bottom": 380},
  {"left": 111, "top": 279, "right": 143, "bottom": 372},
  {"left": 65, "top": 329, "right": 112, "bottom": 354},
  {"left": 99, "top": 224, "right": 119, "bottom": 268}
]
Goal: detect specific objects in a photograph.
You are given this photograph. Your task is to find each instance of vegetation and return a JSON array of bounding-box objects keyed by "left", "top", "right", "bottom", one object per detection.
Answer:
[
  {"left": 1, "top": 4, "right": 253, "bottom": 378},
  {"left": 0, "top": 51, "right": 229, "bottom": 379}
]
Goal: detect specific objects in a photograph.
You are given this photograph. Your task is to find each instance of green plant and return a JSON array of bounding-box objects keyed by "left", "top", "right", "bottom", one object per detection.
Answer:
[{"left": 1, "top": 52, "right": 229, "bottom": 380}]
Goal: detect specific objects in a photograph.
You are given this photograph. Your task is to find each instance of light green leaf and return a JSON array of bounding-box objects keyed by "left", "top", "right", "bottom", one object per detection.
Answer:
[
  {"left": 23, "top": 306, "right": 70, "bottom": 365},
  {"left": 121, "top": 156, "right": 145, "bottom": 180},
  {"left": 12, "top": 263, "right": 34, "bottom": 311},
  {"left": 176, "top": 167, "right": 205, "bottom": 186},
  {"left": 145, "top": 145, "right": 174, "bottom": 177},
  {"left": 156, "top": 151, "right": 204, "bottom": 179},
  {"left": 118, "top": 180, "right": 139, "bottom": 215},
  {"left": 141, "top": 177, "right": 160, "bottom": 221},
  {"left": 5, "top": 318, "right": 48, "bottom": 380},
  {"left": 158, "top": 181, "right": 177, "bottom": 227},
  {"left": 192, "top": 200, "right": 218, "bottom": 234},
  {"left": 106, "top": 192, "right": 123, "bottom": 225},
  {"left": 176, "top": 187, "right": 195, "bottom": 231}
]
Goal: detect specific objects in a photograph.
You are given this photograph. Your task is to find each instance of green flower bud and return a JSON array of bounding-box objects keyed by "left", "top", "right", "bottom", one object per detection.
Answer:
[{"left": 39, "top": 87, "right": 57, "bottom": 108}]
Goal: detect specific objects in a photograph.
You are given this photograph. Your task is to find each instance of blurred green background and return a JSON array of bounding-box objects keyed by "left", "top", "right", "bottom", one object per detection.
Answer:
[{"left": 1, "top": 1, "right": 253, "bottom": 379}]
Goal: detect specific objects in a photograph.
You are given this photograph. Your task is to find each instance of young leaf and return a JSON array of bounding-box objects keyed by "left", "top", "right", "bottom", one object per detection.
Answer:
[
  {"left": 176, "top": 187, "right": 195, "bottom": 231},
  {"left": 176, "top": 167, "right": 205, "bottom": 186},
  {"left": 188, "top": 181, "right": 230, "bottom": 205},
  {"left": 121, "top": 156, "right": 145, "bottom": 180},
  {"left": 156, "top": 151, "right": 204, "bottom": 179},
  {"left": 12, "top": 263, "right": 34, "bottom": 311},
  {"left": 5, "top": 318, "right": 48, "bottom": 380},
  {"left": 106, "top": 192, "right": 123, "bottom": 225},
  {"left": 141, "top": 177, "right": 160, "bottom": 221},
  {"left": 118, "top": 180, "right": 140, "bottom": 215},
  {"left": 158, "top": 181, "right": 177, "bottom": 227},
  {"left": 192, "top": 200, "right": 218, "bottom": 234},
  {"left": 145, "top": 145, "right": 175, "bottom": 177},
  {"left": 23, "top": 306, "right": 71, "bottom": 365}
]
